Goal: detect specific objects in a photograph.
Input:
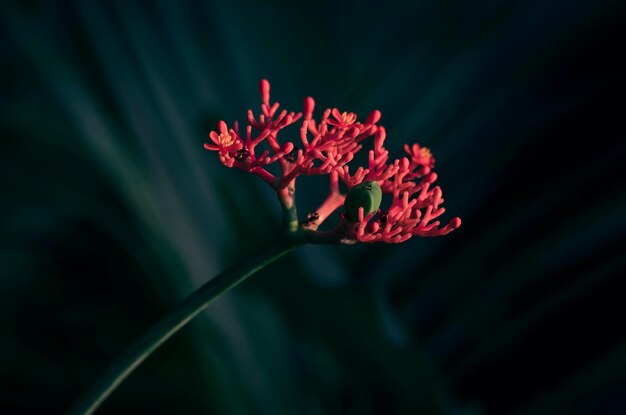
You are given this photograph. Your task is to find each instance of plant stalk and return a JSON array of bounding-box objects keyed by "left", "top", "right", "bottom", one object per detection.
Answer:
[{"left": 68, "top": 241, "right": 296, "bottom": 415}]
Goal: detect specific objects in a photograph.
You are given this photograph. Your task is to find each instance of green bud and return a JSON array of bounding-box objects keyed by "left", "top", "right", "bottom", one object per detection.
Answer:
[{"left": 344, "top": 181, "right": 382, "bottom": 221}]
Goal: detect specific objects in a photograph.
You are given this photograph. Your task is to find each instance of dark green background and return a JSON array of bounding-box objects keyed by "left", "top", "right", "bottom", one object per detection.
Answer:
[{"left": 1, "top": 0, "right": 625, "bottom": 414}]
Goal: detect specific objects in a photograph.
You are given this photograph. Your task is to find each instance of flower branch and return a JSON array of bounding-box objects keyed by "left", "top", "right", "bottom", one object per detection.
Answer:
[{"left": 70, "top": 78, "right": 462, "bottom": 415}]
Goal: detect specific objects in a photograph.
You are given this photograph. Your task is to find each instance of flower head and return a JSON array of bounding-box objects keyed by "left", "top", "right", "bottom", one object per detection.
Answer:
[
  {"left": 328, "top": 109, "right": 357, "bottom": 128},
  {"left": 204, "top": 121, "right": 243, "bottom": 152},
  {"left": 204, "top": 79, "right": 460, "bottom": 244}
]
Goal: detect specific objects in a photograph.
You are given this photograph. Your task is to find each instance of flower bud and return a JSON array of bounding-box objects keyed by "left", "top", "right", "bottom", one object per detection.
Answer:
[{"left": 344, "top": 181, "right": 382, "bottom": 221}]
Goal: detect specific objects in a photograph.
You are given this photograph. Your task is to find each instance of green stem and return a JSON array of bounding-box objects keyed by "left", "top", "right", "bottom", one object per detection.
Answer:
[
  {"left": 68, "top": 242, "right": 296, "bottom": 415},
  {"left": 278, "top": 183, "right": 299, "bottom": 233}
]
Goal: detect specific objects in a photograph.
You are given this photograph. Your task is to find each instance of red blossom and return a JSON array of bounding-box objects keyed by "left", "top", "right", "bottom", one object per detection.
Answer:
[
  {"left": 404, "top": 143, "right": 435, "bottom": 176},
  {"left": 204, "top": 79, "right": 460, "bottom": 243},
  {"left": 204, "top": 120, "right": 242, "bottom": 152},
  {"left": 327, "top": 108, "right": 357, "bottom": 128}
]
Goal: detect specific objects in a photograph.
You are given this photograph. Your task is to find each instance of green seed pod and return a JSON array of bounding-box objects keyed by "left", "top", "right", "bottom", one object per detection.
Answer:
[{"left": 344, "top": 181, "right": 382, "bottom": 221}]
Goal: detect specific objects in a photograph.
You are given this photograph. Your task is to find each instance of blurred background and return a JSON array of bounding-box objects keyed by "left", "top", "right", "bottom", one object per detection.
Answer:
[{"left": 1, "top": 0, "right": 625, "bottom": 414}]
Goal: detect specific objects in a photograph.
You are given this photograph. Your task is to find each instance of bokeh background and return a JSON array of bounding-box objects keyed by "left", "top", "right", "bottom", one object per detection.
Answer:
[{"left": 1, "top": 0, "right": 625, "bottom": 414}]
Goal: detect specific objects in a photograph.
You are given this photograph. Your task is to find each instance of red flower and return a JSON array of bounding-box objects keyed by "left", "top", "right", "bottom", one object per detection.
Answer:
[
  {"left": 204, "top": 79, "right": 460, "bottom": 244},
  {"left": 327, "top": 109, "right": 357, "bottom": 129},
  {"left": 204, "top": 121, "right": 242, "bottom": 152},
  {"left": 405, "top": 143, "right": 435, "bottom": 174}
]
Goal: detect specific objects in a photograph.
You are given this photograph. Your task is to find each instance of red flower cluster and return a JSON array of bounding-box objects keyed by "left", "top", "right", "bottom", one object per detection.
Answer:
[{"left": 204, "top": 79, "right": 460, "bottom": 243}]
